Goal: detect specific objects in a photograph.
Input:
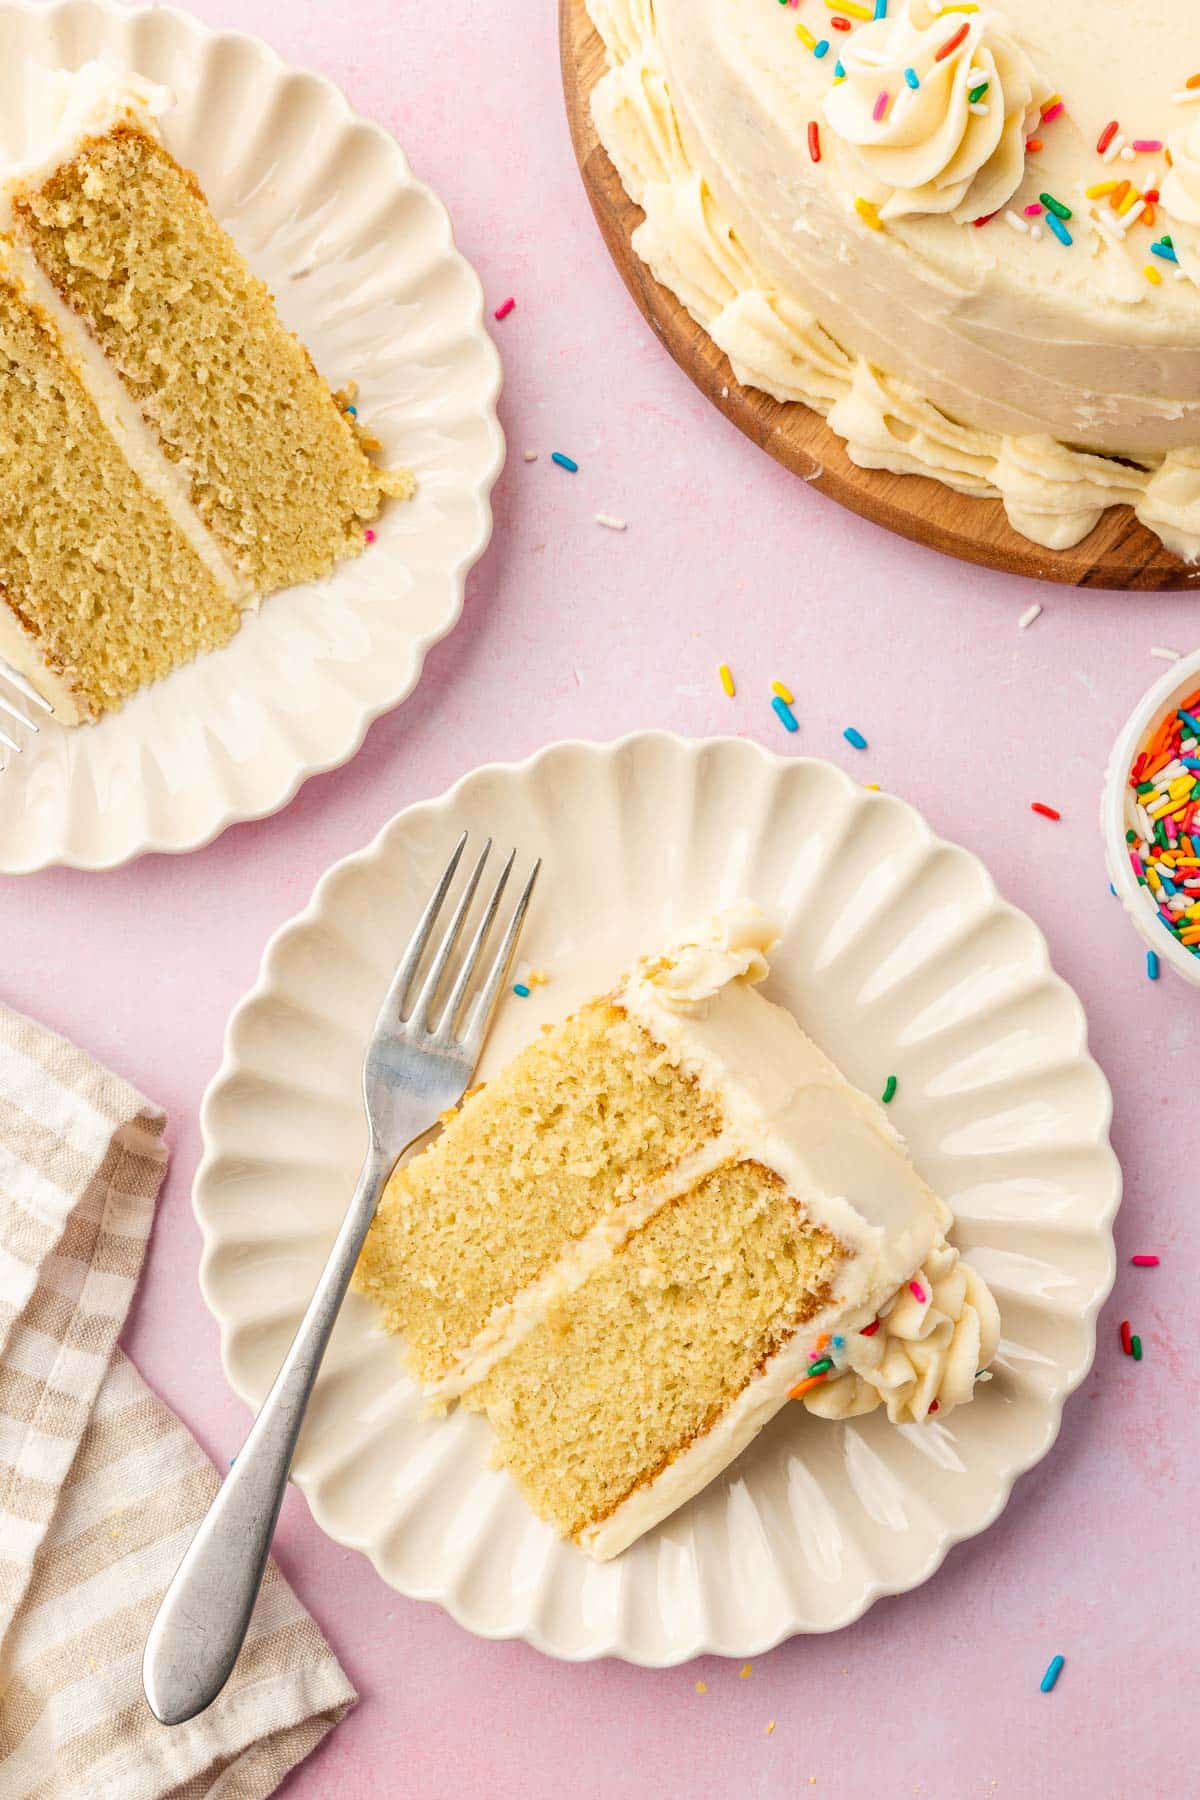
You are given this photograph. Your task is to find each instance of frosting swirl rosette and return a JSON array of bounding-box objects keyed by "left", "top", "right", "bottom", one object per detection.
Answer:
[
  {"left": 1162, "top": 116, "right": 1200, "bottom": 227},
  {"left": 823, "top": 0, "right": 1050, "bottom": 222},
  {"left": 802, "top": 1239, "right": 1001, "bottom": 1424}
]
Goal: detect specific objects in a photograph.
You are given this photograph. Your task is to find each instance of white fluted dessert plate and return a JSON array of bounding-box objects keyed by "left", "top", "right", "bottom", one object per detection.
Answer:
[
  {"left": 195, "top": 734, "right": 1120, "bottom": 1661},
  {"left": 0, "top": 0, "right": 502, "bottom": 873}
]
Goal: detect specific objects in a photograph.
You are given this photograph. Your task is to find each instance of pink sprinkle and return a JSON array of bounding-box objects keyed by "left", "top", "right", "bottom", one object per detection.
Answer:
[
  {"left": 494, "top": 296, "right": 515, "bottom": 320},
  {"left": 1024, "top": 203, "right": 1044, "bottom": 216},
  {"left": 1132, "top": 139, "right": 1163, "bottom": 153},
  {"left": 364, "top": 529, "right": 376, "bottom": 544},
  {"left": 873, "top": 90, "right": 890, "bottom": 122},
  {"left": 1041, "top": 101, "right": 1065, "bottom": 123},
  {"left": 909, "top": 1280, "right": 927, "bottom": 1304},
  {"left": 1131, "top": 1254, "right": 1160, "bottom": 1267}
]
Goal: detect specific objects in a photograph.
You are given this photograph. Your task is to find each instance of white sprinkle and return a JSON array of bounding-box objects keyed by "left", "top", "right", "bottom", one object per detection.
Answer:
[
  {"left": 1136, "top": 802, "right": 1155, "bottom": 840},
  {"left": 595, "top": 513, "right": 627, "bottom": 531},
  {"left": 1123, "top": 197, "right": 1148, "bottom": 228},
  {"left": 969, "top": 103, "right": 990, "bottom": 116},
  {"left": 1172, "top": 88, "right": 1200, "bottom": 105},
  {"left": 1151, "top": 646, "right": 1182, "bottom": 661},
  {"left": 1005, "top": 210, "right": 1029, "bottom": 233},
  {"left": 1018, "top": 602, "right": 1042, "bottom": 630},
  {"left": 1031, "top": 224, "right": 1044, "bottom": 241},
  {"left": 1120, "top": 145, "right": 1136, "bottom": 163},
  {"left": 523, "top": 450, "right": 538, "bottom": 462},
  {"left": 1095, "top": 209, "right": 1127, "bottom": 244},
  {"left": 1102, "top": 132, "right": 1126, "bottom": 163}
]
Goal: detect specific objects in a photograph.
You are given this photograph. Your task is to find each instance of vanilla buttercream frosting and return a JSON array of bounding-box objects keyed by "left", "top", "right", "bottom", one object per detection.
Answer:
[{"left": 587, "top": 0, "right": 1200, "bottom": 558}]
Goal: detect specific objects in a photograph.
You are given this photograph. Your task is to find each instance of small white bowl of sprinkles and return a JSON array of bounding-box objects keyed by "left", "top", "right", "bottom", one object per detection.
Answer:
[{"left": 1103, "top": 648, "right": 1200, "bottom": 987}]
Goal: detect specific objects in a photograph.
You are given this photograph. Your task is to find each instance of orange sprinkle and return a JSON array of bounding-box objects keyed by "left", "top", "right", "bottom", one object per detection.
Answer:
[
  {"left": 1025, "top": 136, "right": 1044, "bottom": 153},
  {"left": 934, "top": 21, "right": 969, "bottom": 59},
  {"left": 1142, "top": 202, "right": 1157, "bottom": 228},
  {"left": 788, "top": 1371, "right": 831, "bottom": 1401},
  {"left": 1188, "top": 73, "right": 1200, "bottom": 89},
  {"left": 1110, "top": 180, "right": 1131, "bottom": 211}
]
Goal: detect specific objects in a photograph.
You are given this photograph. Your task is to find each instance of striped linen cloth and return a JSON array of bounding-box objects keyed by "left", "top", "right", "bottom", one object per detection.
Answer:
[{"left": 0, "top": 1005, "right": 355, "bottom": 1799}]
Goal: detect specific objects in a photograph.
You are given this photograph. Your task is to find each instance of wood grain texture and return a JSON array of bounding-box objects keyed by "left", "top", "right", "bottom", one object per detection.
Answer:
[{"left": 561, "top": 0, "right": 1199, "bottom": 591}]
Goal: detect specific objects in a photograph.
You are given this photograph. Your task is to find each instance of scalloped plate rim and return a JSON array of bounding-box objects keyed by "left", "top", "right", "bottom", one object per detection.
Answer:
[
  {"left": 0, "top": 0, "right": 504, "bottom": 874},
  {"left": 194, "top": 732, "right": 1121, "bottom": 1662}
]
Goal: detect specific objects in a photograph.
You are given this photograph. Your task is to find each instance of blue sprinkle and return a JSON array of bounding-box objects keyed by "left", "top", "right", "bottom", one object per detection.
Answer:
[
  {"left": 344, "top": 404, "right": 358, "bottom": 417},
  {"left": 904, "top": 66, "right": 920, "bottom": 89},
  {"left": 1178, "top": 708, "right": 1200, "bottom": 737},
  {"left": 1045, "top": 213, "right": 1072, "bottom": 247},
  {"left": 1040, "top": 1654, "right": 1065, "bottom": 1694},
  {"left": 513, "top": 982, "right": 531, "bottom": 998},
  {"left": 771, "top": 694, "right": 799, "bottom": 734},
  {"left": 843, "top": 726, "right": 868, "bottom": 750},
  {"left": 1183, "top": 757, "right": 1200, "bottom": 771},
  {"left": 1109, "top": 883, "right": 1117, "bottom": 897},
  {"left": 551, "top": 451, "right": 578, "bottom": 473},
  {"left": 832, "top": 1334, "right": 845, "bottom": 1350},
  {"left": 873, "top": 0, "right": 887, "bottom": 15},
  {"left": 1151, "top": 240, "right": 1178, "bottom": 264},
  {"left": 813, "top": 38, "right": 830, "bottom": 57},
  {"left": 834, "top": 58, "right": 845, "bottom": 77},
  {"left": 1147, "top": 950, "right": 1160, "bottom": 982}
]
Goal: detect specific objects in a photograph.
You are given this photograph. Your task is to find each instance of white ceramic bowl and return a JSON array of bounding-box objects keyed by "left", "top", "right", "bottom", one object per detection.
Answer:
[{"left": 1102, "top": 648, "right": 1200, "bottom": 988}]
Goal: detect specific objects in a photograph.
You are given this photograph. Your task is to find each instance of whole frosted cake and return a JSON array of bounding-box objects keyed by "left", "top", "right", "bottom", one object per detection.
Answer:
[
  {"left": 355, "top": 906, "right": 999, "bottom": 1559},
  {"left": 0, "top": 64, "right": 411, "bottom": 723},
  {"left": 587, "top": 0, "right": 1200, "bottom": 557}
]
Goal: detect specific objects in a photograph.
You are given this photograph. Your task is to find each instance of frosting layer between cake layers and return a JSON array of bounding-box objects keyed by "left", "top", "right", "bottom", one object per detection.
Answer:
[{"left": 587, "top": 0, "right": 1200, "bottom": 557}]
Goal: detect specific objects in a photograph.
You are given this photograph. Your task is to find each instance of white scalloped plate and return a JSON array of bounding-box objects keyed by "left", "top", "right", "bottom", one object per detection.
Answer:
[
  {"left": 0, "top": 0, "right": 502, "bottom": 872},
  {"left": 195, "top": 734, "right": 1120, "bottom": 1662}
]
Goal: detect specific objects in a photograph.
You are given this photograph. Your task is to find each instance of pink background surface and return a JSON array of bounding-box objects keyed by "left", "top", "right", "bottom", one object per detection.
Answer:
[{"left": 4, "top": 0, "right": 1197, "bottom": 1793}]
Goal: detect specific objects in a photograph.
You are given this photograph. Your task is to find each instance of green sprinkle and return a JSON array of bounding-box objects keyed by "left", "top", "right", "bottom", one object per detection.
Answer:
[
  {"left": 968, "top": 81, "right": 989, "bottom": 103},
  {"left": 1126, "top": 828, "right": 1137, "bottom": 843},
  {"left": 881, "top": 1074, "right": 898, "bottom": 1105},
  {"left": 1040, "top": 192, "right": 1072, "bottom": 221},
  {"left": 807, "top": 1357, "right": 834, "bottom": 1377},
  {"left": 1131, "top": 1334, "right": 1143, "bottom": 1361}
]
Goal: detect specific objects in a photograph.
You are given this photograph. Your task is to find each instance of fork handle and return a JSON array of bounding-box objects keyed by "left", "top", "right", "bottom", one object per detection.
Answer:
[{"left": 142, "top": 1141, "right": 395, "bottom": 1725}]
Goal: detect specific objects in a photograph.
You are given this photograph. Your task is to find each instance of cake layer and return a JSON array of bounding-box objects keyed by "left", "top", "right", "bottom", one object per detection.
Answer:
[
  {"left": 12, "top": 125, "right": 406, "bottom": 593},
  {"left": 463, "top": 1159, "right": 845, "bottom": 1543},
  {"left": 0, "top": 265, "right": 240, "bottom": 721},
  {"left": 589, "top": 0, "right": 1200, "bottom": 556},
  {"left": 355, "top": 1000, "right": 725, "bottom": 1383}
]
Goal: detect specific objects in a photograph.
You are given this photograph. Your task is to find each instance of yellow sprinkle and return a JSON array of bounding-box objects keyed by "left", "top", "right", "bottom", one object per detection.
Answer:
[
  {"left": 1145, "top": 263, "right": 1163, "bottom": 286},
  {"left": 740, "top": 1663, "right": 753, "bottom": 1679},
  {"left": 695, "top": 1680, "right": 708, "bottom": 1694},
  {"left": 855, "top": 197, "right": 883, "bottom": 231},
  {"left": 772, "top": 679, "right": 794, "bottom": 704},
  {"left": 1086, "top": 180, "right": 1119, "bottom": 198},
  {"left": 826, "top": 0, "right": 872, "bottom": 15},
  {"left": 719, "top": 662, "right": 735, "bottom": 697},
  {"left": 936, "top": 2, "right": 979, "bottom": 11},
  {"left": 864, "top": 782, "right": 881, "bottom": 790},
  {"left": 795, "top": 21, "right": 816, "bottom": 47},
  {"left": 765, "top": 1721, "right": 776, "bottom": 1737},
  {"left": 1041, "top": 92, "right": 1062, "bottom": 113},
  {"left": 1118, "top": 186, "right": 1142, "bottom": 216}
]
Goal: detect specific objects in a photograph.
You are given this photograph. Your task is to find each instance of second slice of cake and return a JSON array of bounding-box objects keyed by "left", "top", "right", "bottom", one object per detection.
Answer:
[{"left": 355, "top": 904, "right": 999, "bottom": 1559}]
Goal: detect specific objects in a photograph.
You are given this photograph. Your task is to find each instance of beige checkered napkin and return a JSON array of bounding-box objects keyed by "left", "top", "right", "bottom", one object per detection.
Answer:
[{"left": 0, "top": 1005, "right": 356, "bottom": 1800}]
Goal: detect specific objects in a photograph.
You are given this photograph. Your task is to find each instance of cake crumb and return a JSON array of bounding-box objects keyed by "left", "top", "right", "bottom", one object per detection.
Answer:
[
  {"left": 739, "top": 1663, "right": 752, "bottom": 1679},
  {"left": 694, "top": 1680, "right": 707, "bottom": 1695},
  {"left": 525, "top": 968, "right": 550, "bottom": 988}
]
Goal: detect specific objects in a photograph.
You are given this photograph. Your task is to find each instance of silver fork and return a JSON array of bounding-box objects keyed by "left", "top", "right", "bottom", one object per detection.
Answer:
[
  {"left": 0, "top": 662, "right": 52, "bottom": 771},
  {"left": 142, "top": 831, "right": 540, "bottom": 1726}
]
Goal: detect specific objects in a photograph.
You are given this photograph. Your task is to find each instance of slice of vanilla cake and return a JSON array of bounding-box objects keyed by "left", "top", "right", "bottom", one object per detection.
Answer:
[
  {"left": 0, "top": 64, "right": 411, "bottom": 723},
  {"left": 354, "top": 905, "right": 999, "bottom": 1559}
]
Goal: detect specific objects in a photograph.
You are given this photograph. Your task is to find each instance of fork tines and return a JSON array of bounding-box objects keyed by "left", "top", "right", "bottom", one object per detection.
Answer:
[
  {"left": 0, "top": 661, "right": 53, "bottom": 769},
  {"left": 384, "top": 833, "right": 540, "bottom": 1048}
]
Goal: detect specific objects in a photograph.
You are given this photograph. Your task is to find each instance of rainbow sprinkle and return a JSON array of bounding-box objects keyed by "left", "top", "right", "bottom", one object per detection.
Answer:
[
  {"left": 513, "top": 983, "right": 531, "bottom": 998},
  {"left": 854, "top": 197, "right": 882, "bottom": 231},
  {"left": 772, "top": 679, "right": 795, "bottom": 703},
  {"left": 881, "top": 1074, "right": 897, "bottom": 1104},
  {"left": 843, "top": 726, "right": 868, "bottom": 749},
  {"left": 909, "top": 1279, "right": 927, "bottom": 1303},
  {"left": 719, "top": 663, "right": 736, "bottom": 697},
  {"left": 772, "top": 694, "right": 799, "bottom": 733},
  {"left": 1132, "top": 1335, "right": 1144, "bottom": 1361},
  {"left": 1132, "top": 1254, "right": 1160, "bottom": 1266},
  {"left": 1040, "top": 1656, "right": 1065, "bottom": 1694},
  {"left": 494, "top": 297, "right": 515, "bottom": 320},
  {"left": 1124, "top": 683, "right": 1200, "bottom": 961},
  {"left": 551, "top": 451, "right": 578, "bottom": 472}
]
